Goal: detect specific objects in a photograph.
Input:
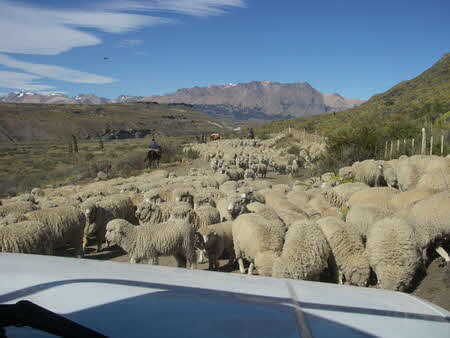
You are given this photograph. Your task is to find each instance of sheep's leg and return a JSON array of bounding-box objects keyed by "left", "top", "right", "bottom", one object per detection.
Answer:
[
  {"left": 338, "top": 272, "right": 344, "bottom": 285},
  {"left": 174, "top": 254, "right": 187, "bottom": 268},
  {"left": 435, "top": 247, "right": 450, "bottom": 262},
  {"left": 95, "top": 233, "right": 103, "bottom": 252},
  {"left": 248, "top": 262, "right": 254, "bottom": 275},
  {"left": 82, "top": 236, "right": 88, "bottom": 250},
  {"left": 238, "top": 258, "right": 246, "bottom": 274}
]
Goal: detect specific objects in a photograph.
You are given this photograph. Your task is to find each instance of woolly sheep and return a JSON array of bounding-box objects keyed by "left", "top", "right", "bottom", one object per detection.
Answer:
[
  {"left": 316, "top": 217, "right": 370, "bottom": 286},
  {"left": 0, "top": 201, "right": 38, "bottom": 218},
  {"left": 106, "top": 218, "right": 197, "bottom": 268},
  {"left": 322, "top": 182, "right": 369, "bottom": 208},
  {"left": 366, "top": 217, "right": 423, "bottom": 291},
  {"left": 396, "top": 191, "right": 450, "bottom": 264},
  {"left": 196, "top": 221, "right": 234, "bottom": 270},
  {"left": 26, "top": 206, "right": 86, "bottom": 257},
  {"left": 0, "top": 221, "right": 53, "bottom": 255},
  {"left": 81, "top": 194, "right": 137, "bottom": 252},
  {"left": 244, "top": 168, "right": 256, "bottom": 180},
  {"left": 136, "top": 200, "right": 193, "bottom": 225},
  {"left": 345, "top": 205, "right": 393, "bottom": 244},
  {"left": 193, "top": 187, "right": 226, "bottom": 208},
  {"left": 216, "top": 194, "right": 249, "bottom": 222},
  {"left": 388, "top": 189, "right": 435, "bottom": 211},
  {"left": 272, "top": 220, "right": 331, "bottom": 281},
  {"left": 255, "top": 164, "right": 267, "bottom": 178},
  {"left": 0, "top": 213, "right": 27, "bottom": 227},
  {"left": 347, "top": 187, "right": 399, "bottom": 210},
  {"left": 232, "top": 213, "right": 285, "bottom": 276},
  {"left": 192, "top": 205, "right": 221, "bottom": 231}
]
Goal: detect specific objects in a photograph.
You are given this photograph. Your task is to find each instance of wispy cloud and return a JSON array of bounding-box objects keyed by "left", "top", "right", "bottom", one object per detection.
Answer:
[
  {"left": 0, "top": 54, "right": 117, "bottom": 84},
  {"left": 0, "top": 0, "right": 244, "bottom": 90},
  {"left": 111, "top": 0, "right": 246, "bottom": 17},
  {"left": 0, "top": 71, "right": 55, "bottom": 91},
  {"left": 117, "top": 39, "right": 144, "bottom": 48}
]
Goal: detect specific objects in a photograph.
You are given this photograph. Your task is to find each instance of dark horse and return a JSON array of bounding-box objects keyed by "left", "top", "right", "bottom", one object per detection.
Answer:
[{"left": 144, "top": 149, "right": 161, "bottom": 168}]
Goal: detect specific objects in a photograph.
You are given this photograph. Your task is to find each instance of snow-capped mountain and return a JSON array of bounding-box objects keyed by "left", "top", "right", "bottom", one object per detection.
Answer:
[{"left": 112, "top": 95, "right": 144, "bottom": 103}]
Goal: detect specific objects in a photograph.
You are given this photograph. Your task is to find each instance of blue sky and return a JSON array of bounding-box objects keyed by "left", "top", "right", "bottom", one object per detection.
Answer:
[{"left": 0, "top": 0, "right": 448, "bottom": 100}]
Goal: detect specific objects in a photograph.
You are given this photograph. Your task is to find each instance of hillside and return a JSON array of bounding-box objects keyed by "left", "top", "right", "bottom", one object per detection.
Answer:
[
  {"left": 256, "top": 53, "right": 450, "bottom": 135},
  {"left": 0, "top": 102, "right": 229, "bottom": 142},
  {"left": 142, "top": 81, "right": 364, "bottom": 120}
]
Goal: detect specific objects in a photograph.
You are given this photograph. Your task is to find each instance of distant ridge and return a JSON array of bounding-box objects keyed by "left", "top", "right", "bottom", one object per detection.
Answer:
[{"left": 141, "top": 81, "right": 364, "bottom": 120}]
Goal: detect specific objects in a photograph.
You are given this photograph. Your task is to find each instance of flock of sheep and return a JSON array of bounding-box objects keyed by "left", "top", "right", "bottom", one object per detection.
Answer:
[{"left": 1, "top": 135, "right": 449, "bottom": 294}]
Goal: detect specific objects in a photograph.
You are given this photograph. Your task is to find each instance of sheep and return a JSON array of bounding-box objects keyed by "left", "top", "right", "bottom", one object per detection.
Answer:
[
  {"left": 316, "top": 217, "right": 370, "bottom": 286},
  {"left": 216, "top": 194, "right": 249, "bottom": 222},
  {"left": 196, "top": 221, "right": 234, "bottom": 270},
  {"left": 193, "top": 187, "right": 226, "bottom": 208},
  {"left": 272, "top": 220, "right": 331, "bottom": 281},
  {"left": 345, "top": 205, "right": 393, "bottom": 245},
  {"left": 136, "top": 200, "right": 193, "bottom": 225},
  {"left": 396, "top": 191, "right": 450, "bottom": 264},
  {"left": 219, "top": 181, "right": 240, "bottom": 195},
  {"left": 366, "top": 217, "right": 423, "bottom": 291},
  {"left": 388, "top": 189, "right": 435, "bottom": 211},
  {"left": 322, "top": 182, "right": 369, "bottom": 208},
  {"left": 276, "top": 209, "right": 309, "bottom": 227},
  {"left": 339, "top": 160, "right": 383, "bottom": 187},
  {"left": 255, "top": 164, "right": 267, "bottom": 178},
  {"left": 0, "top": 201, "right": 38, "bottom": 218},
  {"left": 81, "top": 194, "right": 137, "bottom": 252},
  {"left": 172, "top": 188, "right": 194, "bottom": 207},
  {"left": 220, "top": 168, "right": 243, "bottom": 181},
  {"left": 0, "top": 213, "right": 27, "bottom": 227},
  {"left": 290, "top": 159, "right": 300, "bottom": 177},
  {"left": 248, "top": 206, "right": 286, "bottom": 230},
  {"left": 232, "top": 213, "right": 285, "bottom": 276},
  {"left": 25, "top": 206, "right": 86, "bottom": 257},
  {"left": 192, "top": 205, "right": 221, "bottom": 231},
  {"left": 0, "top": 221, "right": 53, "bottom": 255},
  {"left": 347, "top": 187, "right": 399, "bottom": 210},
  {"left": 244, "top": 168, "right": 256, "bottom": 180},
  {"left": 264, "top": 192, "right": 305, "bottom": 215},
  {"left": 105, "top": 218, "right": 197, "bottom": 268},
  {"left": 414, "top": 172, "right": 450, "bottom": 193}
]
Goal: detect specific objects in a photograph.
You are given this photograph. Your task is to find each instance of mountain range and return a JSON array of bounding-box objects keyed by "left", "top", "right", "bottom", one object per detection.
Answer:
[
  {"left": 0, "top": 92, "right": 144, "bottom": 104},
  {"left": 0, "top": 81, "right": 363, "bottom": 121},
  {"left": 142, "top": 81, "right": 364, "bottom": 120}
]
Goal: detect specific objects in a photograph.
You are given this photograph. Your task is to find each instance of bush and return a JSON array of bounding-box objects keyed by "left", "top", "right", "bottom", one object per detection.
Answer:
[{"left": 185, "top": 149, "right": 200, "bottom": 159}]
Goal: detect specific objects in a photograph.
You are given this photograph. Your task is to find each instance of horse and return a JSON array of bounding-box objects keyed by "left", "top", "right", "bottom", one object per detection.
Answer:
[{"left": 144, "top": 149, "right": 161, "bottom": 168}]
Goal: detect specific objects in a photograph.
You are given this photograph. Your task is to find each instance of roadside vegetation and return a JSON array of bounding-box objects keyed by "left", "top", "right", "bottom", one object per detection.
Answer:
[{"left": 0, "top": 137, "right": 189, "bottom": 198}]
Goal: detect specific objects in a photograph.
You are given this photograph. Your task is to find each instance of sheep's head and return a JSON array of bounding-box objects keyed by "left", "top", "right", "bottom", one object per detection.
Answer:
[
  {"left": 255, "top": 251, "right": 278, "bottom": 276},
  {"left": 227, "top": 195, "right": 249, "bottom": 219},
  {"left": 105, "top": 219, "right": 132, "bottom": 246},
  {"left": 171, "top": 202, "right": 194, "bottom": 220},
  {"left": 144, "top": 190, "right": 164, "bottom": 204},
  {"left": 381, "top": 166, "right": 398, "bottom": 188},
  {"left": 135, "top": 200, "right": 158, "bottom": 223},
  {"left": 82, "top": 202, "right": 98, "bottom": 224}
]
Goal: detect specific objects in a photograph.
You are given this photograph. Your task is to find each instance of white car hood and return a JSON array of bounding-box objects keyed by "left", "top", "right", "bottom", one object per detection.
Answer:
[{"left": 0, "top": 253, "right": 449, "bottom": 337}]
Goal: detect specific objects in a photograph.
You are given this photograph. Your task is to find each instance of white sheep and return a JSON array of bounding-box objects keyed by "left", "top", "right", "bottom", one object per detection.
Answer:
[
  {"left": 25, "top": 206, "right": 86, "bottom": 257},
  {"left": 232, "top": 213, "right": 285, "bottom": 276},
  {"left": 0, "top": 221, "right": 54, "bottom": 255},
  {"left": 347, "top": 187, "right": 399, "bottom": 210},
  {"left": 81, "top": 194, "right": 137, "bottom": 252},
  {"left": 192, "top": 205, "right": 221, "bottom": 231},
  {"left": 272, "top": 220, "right": 331, "bottom": 281},
  {"left": 322, "top": 182, "right": 369, "bottom": 208},
  {"left": 0, "top": 201, "right": 38, "bottom": 218},
  {"left": 366, "top": 217, "right": 423, "bottom": 291},
  {"left": 196, "top": 221, "right": 234, "bottom": 270},
  {"left": 316, "top": 217, "right": 370, "bottom": 286},
  {"left": 106, "top": 217, "right": 197, "bottom": 268}
]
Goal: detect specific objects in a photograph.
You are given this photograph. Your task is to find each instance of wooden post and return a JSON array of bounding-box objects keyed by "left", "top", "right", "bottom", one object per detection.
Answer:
[
  {"left": 384, "top": 141, "right": 388, "bottom": 159},
  {"left": 390, "top": 140, "right": 394, "bottom": 159},
  {"left": 430, "top": 134, "right": 433, "bottom": 155},
  {"left": 288, "top": 126, "right": 291, "bottom": 135},
  {"left": 396, "top": 139, "right": 400, "bottom": 156},
  {"left": 421, "top": 128, "right": 426, "bottom": 155},
  {"left": 441, "top": 133, "right": 445, "bottom": 156},
  {"left": 411, "top": 138, "right": 415, "bottom": 155},
  {"left": 403, "top": 139, "right": 407, "bottom": 155}
]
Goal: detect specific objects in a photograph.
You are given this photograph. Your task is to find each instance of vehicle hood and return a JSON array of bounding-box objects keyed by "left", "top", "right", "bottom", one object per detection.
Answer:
[{"left": 0, "top": 253, "right": 449, "bottom": 337}]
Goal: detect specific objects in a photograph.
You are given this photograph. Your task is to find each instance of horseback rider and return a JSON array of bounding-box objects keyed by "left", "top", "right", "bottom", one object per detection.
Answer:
[
  {"left": 149, "top": 138, "right": 161, "bottom": 153},
  {"left": 248, "top": 128, "right": 255, "bottom": 139}
]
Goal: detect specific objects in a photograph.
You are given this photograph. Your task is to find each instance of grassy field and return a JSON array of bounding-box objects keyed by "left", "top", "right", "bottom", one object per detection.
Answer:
[
  {"left": 0, "top": 102, "right": 230, "bottom": 142},
  {"left": 0, "top": 136, "right": 192, "bottom": 197}
]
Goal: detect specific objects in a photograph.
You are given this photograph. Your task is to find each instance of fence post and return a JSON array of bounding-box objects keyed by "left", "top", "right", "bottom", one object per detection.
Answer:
[
  {"left": 421, "top": 128, "right": 426, "bottom": 155},
  {"left": 430, "top": 134, "right": 433, "bottom": 155},
  {"left": 441, "top": 133, "right": 445, "bottom": 156},
  {"left": 390, "top": 140, "right": 394, "bottom": 159},
  {"left": 411, "top": 138, "right": 415, "bottom": 155},
  {"left": 396, "top": 139, "right": 400, "bottom": 156},
  {"left": 403, "top": 139, "right": 407, "bottom": 155},
  {"left": 384, "top": 141, "right": 388, "bottom": 159}
]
